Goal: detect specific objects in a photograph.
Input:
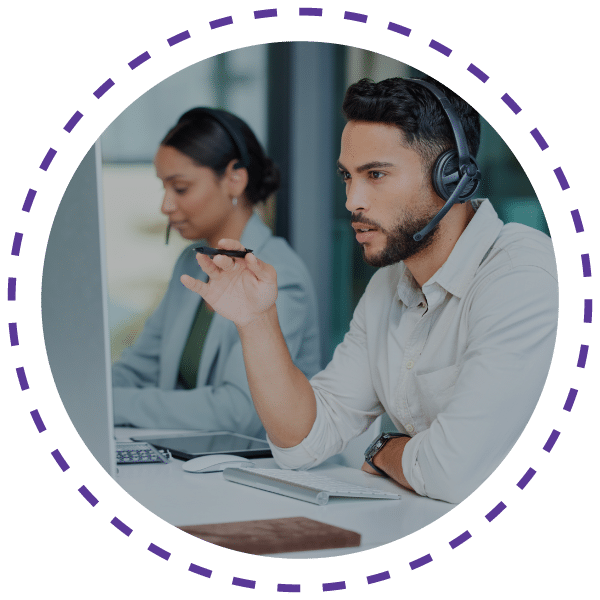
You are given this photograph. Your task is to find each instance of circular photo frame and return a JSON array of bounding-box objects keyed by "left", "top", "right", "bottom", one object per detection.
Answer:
[{"left": 3, "top": 1, "right": 597, "bottom": 597}]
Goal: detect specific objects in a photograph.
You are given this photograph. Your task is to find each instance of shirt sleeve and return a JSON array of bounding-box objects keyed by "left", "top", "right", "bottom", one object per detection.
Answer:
[
  {"left": 402, "top": 264, "right": 558, "bottom": 503},
  {"left": 269, "top": 290, "right": 384, "bottom": 469},
  {"left": 112, "top": 336, "right": 264, "bottom": 436},
  {"left": 111, "top": 293, "right": 167, "bottom": 390}
]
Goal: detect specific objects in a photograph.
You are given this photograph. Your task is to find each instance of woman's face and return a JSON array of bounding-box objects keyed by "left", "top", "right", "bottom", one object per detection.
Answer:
[{"left": 155, "top": 145, "right": 234, "bottom": 243}]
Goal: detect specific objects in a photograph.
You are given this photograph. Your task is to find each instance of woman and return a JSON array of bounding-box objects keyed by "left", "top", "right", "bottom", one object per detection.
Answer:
[{"left": 112, "top": 108, "right": 321, "bottom": 438}]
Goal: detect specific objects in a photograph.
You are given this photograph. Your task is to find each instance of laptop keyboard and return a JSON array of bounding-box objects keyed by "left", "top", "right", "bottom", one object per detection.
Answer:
[{"left": 116, "top": 441, "right": 170, "bottom": 464}]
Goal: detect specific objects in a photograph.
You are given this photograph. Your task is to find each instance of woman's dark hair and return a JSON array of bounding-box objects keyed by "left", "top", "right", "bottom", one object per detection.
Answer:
[
  {"left": 161, "top": 108, "right": 280, "bottom": 205},
  {"left": 342, "top": 76, "right": 481, "bottom": 174}
]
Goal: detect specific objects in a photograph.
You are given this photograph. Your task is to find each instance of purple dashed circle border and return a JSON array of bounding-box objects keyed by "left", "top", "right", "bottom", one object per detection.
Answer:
[{"left": 8, "top": 6, "right": 591, "bottom": 593}]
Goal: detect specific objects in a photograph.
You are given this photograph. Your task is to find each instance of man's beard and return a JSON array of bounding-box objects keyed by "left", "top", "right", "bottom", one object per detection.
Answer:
[{"left": 353, "top": 206, "right": 439, "bottom": 268}]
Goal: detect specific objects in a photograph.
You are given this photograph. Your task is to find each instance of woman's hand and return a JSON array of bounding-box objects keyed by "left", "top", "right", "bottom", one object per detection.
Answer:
[{"left": 181, "top": 239, "right": 278, "bottom": 328}]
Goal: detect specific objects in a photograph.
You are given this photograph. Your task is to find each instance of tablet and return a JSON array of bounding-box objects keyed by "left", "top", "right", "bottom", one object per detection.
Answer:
[{"left": 131, "top": 431, "right": 272, "bottom": 461}]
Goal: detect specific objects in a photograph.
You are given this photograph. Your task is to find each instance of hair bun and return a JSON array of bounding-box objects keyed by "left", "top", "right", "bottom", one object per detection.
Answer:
[
  {"left": 162, "top": 108, "right": 280, "bottom": 205},
  {"left": 255, "top": 157, "right": 280, "bottom": 202}
]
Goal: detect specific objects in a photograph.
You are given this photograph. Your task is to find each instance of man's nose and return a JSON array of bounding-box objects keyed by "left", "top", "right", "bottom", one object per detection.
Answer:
[{"left": 345, "top": 180, "right": 368, "bottom": 214}]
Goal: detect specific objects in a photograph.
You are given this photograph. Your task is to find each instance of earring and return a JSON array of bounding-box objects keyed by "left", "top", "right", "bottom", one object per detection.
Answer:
[{"left": 232, "top": 197, "right": 238, "bottom": 207}]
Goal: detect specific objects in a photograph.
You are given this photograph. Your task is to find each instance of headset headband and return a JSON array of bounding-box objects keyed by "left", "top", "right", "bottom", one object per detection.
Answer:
[
  {"left": 191, "top": 107, "right": 250, "bottom": 169},
  {"left": 166, "top": 107, "right": 250, "bottom": 245},
  {"left": 405, "top": 79, "right": 472, "bottom": 176},
  {"left": 404, "top": 78, "right": 481, "bottom": 241}
]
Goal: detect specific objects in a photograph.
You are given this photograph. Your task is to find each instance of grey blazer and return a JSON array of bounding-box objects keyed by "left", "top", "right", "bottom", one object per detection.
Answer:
[{"left": 112, "top": 214, "right": 321, "bottom": 438}]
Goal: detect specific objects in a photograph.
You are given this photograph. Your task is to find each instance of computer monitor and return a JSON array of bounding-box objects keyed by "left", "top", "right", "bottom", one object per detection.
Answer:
[
  {"left": 40, "top": 143, "right": 275, "bottom": 477},
  {"left": 41, "top": 141, "right": 117, "bottom": 478}
]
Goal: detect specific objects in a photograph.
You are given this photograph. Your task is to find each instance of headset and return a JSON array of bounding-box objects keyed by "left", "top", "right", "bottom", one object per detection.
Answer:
[
  {"left": 188, "top": 107, "right": 250, "bottom": 170},
  {"left": 165, "top": 107, "right": 250, "bottom": 244},
  {"left": 405, "top": 79, "right": 481, "bottom": 241}
]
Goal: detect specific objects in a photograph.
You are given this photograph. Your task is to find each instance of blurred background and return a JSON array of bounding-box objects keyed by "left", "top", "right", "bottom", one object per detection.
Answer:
[{"left": 101, "top": 41, "right": 549, "bottom": 369}]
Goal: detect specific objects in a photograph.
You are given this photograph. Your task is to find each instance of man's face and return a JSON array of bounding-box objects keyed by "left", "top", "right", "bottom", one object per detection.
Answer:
[{"left": 338, "top": 121, "right": 441, "bottom": 267}]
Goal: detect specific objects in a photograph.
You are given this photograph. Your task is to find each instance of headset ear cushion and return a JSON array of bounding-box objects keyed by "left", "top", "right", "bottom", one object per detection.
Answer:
[
  {"left": 432, "top": 150, "right": 480, "bottom": 202},
  {"left": 432, "top": 150, "right": 458, "bottom": 201}
]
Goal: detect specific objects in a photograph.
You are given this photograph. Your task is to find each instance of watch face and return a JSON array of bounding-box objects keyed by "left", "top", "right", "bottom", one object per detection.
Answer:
[
  {"left": 365, "top": 432, "right": 408, "bottom": 461},
  {"left": 365, "top": 433, "right": 386, "bottom": 460}
]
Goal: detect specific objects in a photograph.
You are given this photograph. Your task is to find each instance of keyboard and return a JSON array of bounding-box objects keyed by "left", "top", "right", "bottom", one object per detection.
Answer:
[
  {"left": 222, "top": 467, "right": 402, "bottom": 505},
  {"left": 116, "top": 441, "right": 171, "bottom": 464}
]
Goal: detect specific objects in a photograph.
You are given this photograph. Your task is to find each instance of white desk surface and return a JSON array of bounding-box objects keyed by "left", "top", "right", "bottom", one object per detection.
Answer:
[{"left": 115, "top": 428, "right": 454, "bottom": 558}]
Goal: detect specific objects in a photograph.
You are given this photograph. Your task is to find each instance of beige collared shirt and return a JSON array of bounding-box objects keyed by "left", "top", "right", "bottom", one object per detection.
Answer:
[{"left": 269, "top": 199, "right": 558, "bottom": 503}]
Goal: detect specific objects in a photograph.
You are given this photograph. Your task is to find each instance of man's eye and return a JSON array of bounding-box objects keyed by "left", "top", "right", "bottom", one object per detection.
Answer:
[
  {"left": 370, "top": 171, "right": 384, "bottom": 179},
  {"left": 174, "top": 188, "right": 187, "bottom": 194},
  {"left": 337, "top": 170, "right": 350, "bottom": 181}
]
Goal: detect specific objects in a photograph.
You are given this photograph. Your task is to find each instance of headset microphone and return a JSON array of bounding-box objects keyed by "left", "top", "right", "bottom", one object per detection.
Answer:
[
  {"left": 406, "top": 79, "right": 481, "bottom": 242},
  {"left": 413, "top": 169, "right": 477, "bottom": 241}
]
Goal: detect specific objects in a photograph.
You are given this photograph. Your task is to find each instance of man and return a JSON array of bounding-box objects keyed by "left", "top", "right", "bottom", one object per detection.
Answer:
[{"left": 181, "top": 77, "right": 558, "bottom": 504}]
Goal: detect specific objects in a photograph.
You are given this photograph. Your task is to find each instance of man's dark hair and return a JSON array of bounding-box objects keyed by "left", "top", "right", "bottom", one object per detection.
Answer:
[{"left": 342, "top": 76, "right": 481, "bottom": 174}]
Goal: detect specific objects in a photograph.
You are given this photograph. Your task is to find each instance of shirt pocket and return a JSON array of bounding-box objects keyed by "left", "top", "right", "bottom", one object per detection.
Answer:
[{"left": 412, "top": 363, "right": 460, "bottom": 423}]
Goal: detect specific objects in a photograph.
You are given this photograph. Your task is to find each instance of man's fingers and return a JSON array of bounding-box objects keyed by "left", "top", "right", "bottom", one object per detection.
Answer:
[
  {"left": 213, "top": 254, "right": 236, "bottom": 271},
  {"left": 181, "top": 274, "right": 209, "bottom": 297},
  {"left": 195, "top": 252, "right": 220, "bottom": 276},
  {"left": 216, "top": 238, "right": 246, "bottom": 251}
]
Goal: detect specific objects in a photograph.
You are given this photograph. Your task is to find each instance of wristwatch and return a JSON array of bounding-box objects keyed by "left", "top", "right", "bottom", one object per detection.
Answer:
[{"left": 364, "top": 432, "right": 410, "bottom": 476}]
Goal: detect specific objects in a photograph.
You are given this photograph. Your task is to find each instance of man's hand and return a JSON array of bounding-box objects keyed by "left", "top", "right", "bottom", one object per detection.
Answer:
[
  {"left": 181, "top": 239, "right": 278, "bottom": 328},
  {"left": 182, "top": 239, "right": 317, "bottom": 449}
]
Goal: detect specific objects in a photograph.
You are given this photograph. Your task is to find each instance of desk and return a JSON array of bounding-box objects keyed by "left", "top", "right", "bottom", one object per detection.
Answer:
[{"left": 115, "top": 428, "right": 454, "bottom": 558}]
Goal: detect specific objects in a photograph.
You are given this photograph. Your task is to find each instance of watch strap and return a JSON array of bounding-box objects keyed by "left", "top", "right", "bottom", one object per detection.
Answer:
[
  {"left": 365, "top": 457, "right": 388, "bottom": 477},
  {"left": 365, "top": 432, "right": 410, "bottom": 477}
]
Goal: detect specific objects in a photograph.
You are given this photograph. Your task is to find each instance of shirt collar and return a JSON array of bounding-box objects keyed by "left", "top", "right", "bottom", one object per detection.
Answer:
[
  {"left": 396, "top": 265, "right": 423, "bottom": 308},
  {"left": 240, "top": 212, "right": 273, "bottom": 252},
  {"left": 396, "top": 199, "right": 504, "bottom": 305}
]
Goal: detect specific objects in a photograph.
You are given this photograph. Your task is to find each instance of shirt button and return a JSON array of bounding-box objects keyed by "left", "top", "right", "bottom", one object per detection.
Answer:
[
  {"left": 406, "top": 424, "right": 415, "bottom": 433},
  {"left": 406, "top": 360, "right": 414, "bottom": 369}
]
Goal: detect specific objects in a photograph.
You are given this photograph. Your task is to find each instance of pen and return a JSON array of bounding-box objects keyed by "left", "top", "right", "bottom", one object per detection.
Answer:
[{"left": 195, "top": 246, "right": 253, "bottom": 258}]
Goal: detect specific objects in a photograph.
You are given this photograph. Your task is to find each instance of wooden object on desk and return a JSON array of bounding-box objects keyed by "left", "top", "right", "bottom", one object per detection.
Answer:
[{"left": 179, "top": 516, "right": 361, "bottom": 555}]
